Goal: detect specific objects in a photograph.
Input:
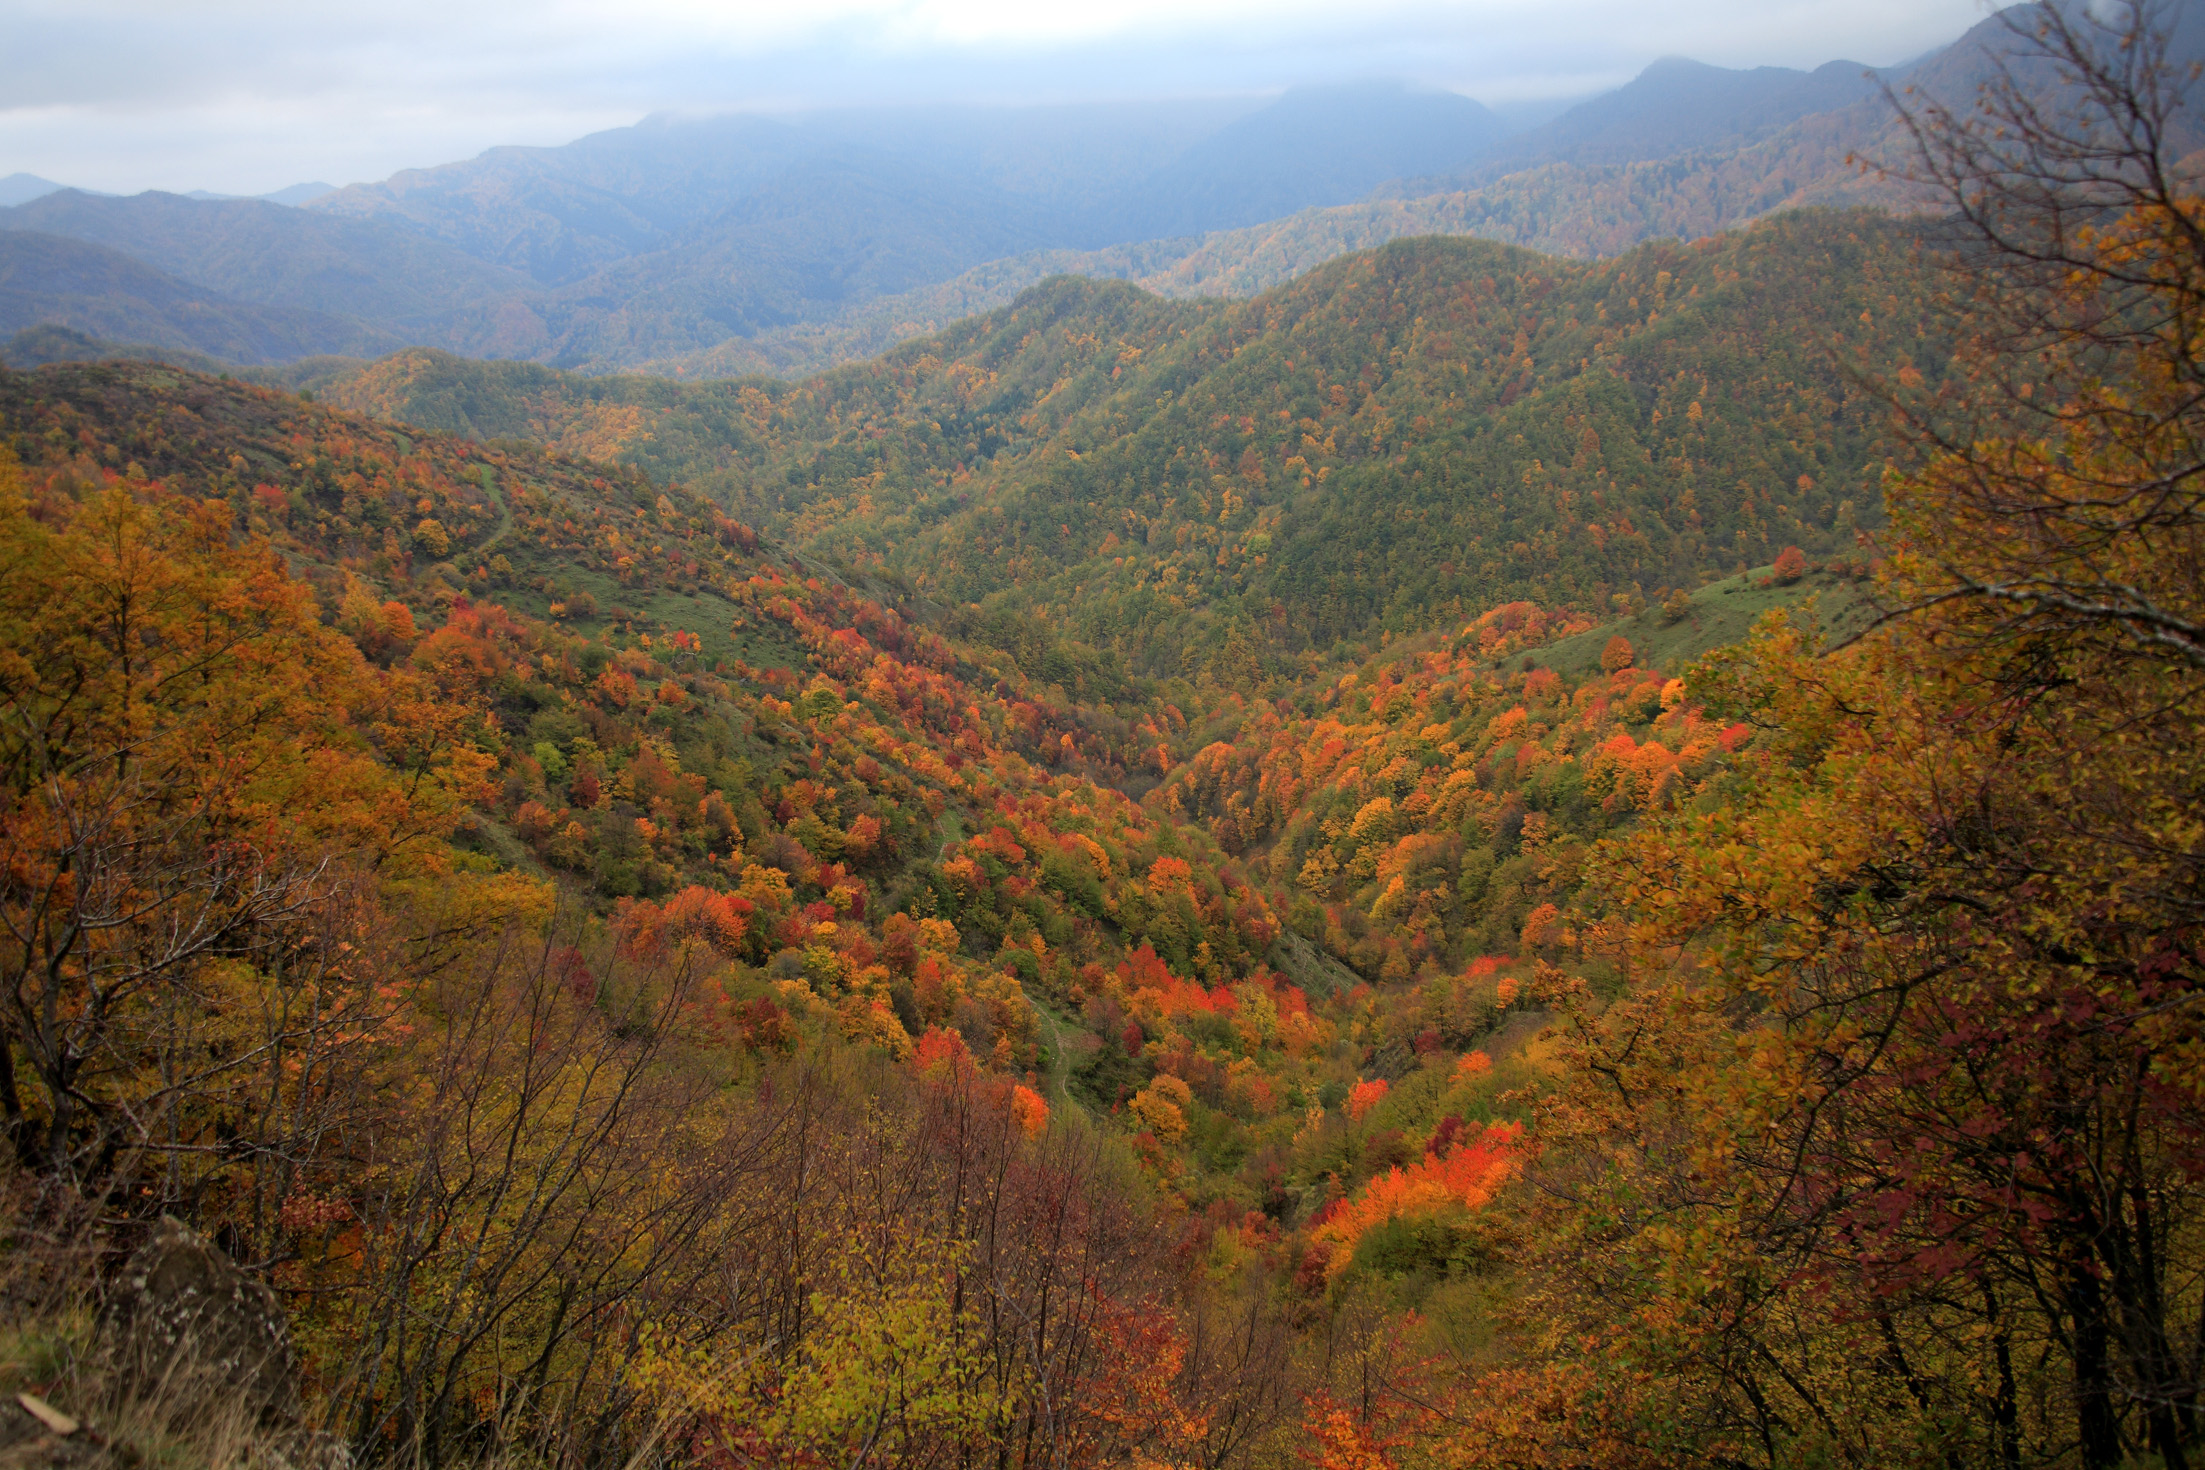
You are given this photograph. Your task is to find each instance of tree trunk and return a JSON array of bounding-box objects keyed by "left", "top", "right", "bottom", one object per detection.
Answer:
[{"left": 2071, "top": 1265, "right": 2124, "bottom": 1469}]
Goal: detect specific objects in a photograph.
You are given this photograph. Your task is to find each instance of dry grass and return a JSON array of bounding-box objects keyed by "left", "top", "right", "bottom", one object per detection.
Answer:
[{"left": 0, "top": 1178, "right": 325, "bottom": 1470}]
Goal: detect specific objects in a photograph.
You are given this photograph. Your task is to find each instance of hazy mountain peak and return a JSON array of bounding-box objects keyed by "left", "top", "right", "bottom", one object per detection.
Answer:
[
  {"left": 261, "top": 182, "right": 337, "bottom": 206},
  {"left": 1104, "top": 82, "right": 1506, "bottom": 242},
  {"left": 1470, "top": 53, "right": 1885, "bottom": 176},
  {"left": 0, "top": 174, "right": 72, "bottom": 208}
]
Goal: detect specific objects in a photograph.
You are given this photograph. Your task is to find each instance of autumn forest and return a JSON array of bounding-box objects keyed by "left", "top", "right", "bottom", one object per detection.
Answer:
[{"left": 3, "top": 6, "right": 2203, "bottom": 1469}]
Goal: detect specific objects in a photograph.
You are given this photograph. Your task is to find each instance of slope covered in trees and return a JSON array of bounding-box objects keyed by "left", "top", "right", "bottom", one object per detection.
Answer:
[
  {"left": 3, "top": 8, "right": 2202, "bottom": 1466},
  {"left": 318, "top": 210, "right": 1937, "bottom": 680},
  {"left": 0, "top": 362, "right": 1341, "bottom": 1460},
  {"left": 0, "top": 351, "right": 1875, "bottom": 1464}
]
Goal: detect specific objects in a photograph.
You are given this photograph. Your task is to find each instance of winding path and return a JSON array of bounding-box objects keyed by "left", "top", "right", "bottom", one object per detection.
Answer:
[{"left": 470, "top": 464, "right": 515, "bottom": 559}]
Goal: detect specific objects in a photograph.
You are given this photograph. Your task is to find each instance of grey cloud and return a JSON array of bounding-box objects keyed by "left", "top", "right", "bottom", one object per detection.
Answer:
[{"left": 0, "top": 0, "right": 1990, "bottom": 194}]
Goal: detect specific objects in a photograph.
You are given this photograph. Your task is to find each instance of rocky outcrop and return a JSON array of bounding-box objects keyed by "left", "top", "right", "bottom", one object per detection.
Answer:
[
  {"left": 1266, "top": 929, "right": 1364, "bottom": 1001},
  {"left": 96, "top": 1219, "right": 299, "bottom": 1427}
]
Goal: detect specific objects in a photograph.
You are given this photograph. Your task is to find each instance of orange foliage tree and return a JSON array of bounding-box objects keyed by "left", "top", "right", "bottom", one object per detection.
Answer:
[{"left": 0, "top": 468, "right": 475, "bottom": 1185}]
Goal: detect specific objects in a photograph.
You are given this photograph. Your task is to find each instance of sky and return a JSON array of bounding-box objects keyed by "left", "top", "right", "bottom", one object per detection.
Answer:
[{"left": 3, "top": 0, "right": 1996, "bottom": 197}]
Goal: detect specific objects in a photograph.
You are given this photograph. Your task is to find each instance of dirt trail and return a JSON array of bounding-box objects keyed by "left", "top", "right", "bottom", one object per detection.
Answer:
[
  {"left": 471, "top": 466, "right": 515, "bottom": 558},
  {"left": 1028, "top": 997, "right": 1092, "bottom": 1122}
]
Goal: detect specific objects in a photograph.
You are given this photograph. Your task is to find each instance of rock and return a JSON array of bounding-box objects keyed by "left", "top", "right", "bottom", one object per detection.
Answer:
[
  {"left": 1266, "top": 929, "right": 1363, "bottom": 1000},
  {"left": 96, "top": 1218, "right": 298, "bottom": 1430},
  {"left": 14, "top": 1397, "right": 77, "bottom": 1438}
]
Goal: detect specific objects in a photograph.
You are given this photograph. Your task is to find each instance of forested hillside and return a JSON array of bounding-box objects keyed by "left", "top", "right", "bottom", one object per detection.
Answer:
[
  {"left": 1, "top": 8, "right": 2201, "bottom": 1468},
  {"left": 319, "top": 211, "right": 1936, "bottom": 676},
  {"left": 0, "top": 298, "right": 1871, "bottom": 1462},
  {"left": 0, "top": 213, "right": 1983, "bottom": 1464},
  {"left": 0, "top": 360, "right": 1315, "bottom": 1457}
]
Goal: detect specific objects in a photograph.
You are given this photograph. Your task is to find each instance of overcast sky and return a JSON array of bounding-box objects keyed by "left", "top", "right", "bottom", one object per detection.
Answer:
[{"left": 4, "top": 0, "right": 1995, "bottom": 197}]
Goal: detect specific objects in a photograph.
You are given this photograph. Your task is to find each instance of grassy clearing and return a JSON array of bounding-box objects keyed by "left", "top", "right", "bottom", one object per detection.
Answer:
[
  {"left": 490, "top": 558, "right": 807, "bottom": 672},
  {"left": 1531, "top": 564, "right": 1878, "bottom": 679}
]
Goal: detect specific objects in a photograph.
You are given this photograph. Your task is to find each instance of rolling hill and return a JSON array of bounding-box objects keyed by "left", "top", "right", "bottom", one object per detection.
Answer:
[{"left": 307, "top": 209, "right": 1941, "bottom": 681}]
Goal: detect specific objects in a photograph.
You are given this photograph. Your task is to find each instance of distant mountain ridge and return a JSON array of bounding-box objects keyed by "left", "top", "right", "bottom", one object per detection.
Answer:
[
  {"left": 633, "top": 1, "right": 2194, "bottom": 380},
  {"left": 0, "top": 173, "right": 331, "bottom": 209},
  {"left": 305, "top": 85, "right": 1501, "bottom": 283},
  {"left": 182, "top": 183, "right": 338, "bottom": 206},
  {"left": 0, "top": 174, "right": 72, "bottom": 208},
  {"left": 1086, "top": 83, "right": 1506, "bottom": 241},
  {"left": 1, "top": 190, "right": 536, "bottom": 326},
  {"left": 0, "top": 230, "right": 400, "bottom": 363},
  {"left": 3, "top": 4, "right": 2179, "bottom": 377},
  {"left": 2, "top": 81, "right": 1512, "bottom": 373},
  {"left": 1402, "top": 56, "right": 1888, "bottom": 191}
]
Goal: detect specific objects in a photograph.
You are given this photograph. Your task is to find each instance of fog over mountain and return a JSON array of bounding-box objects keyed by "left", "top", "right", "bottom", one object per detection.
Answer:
[{"left": 2, "top": 0, "right": 1984, "bottom": 198}]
